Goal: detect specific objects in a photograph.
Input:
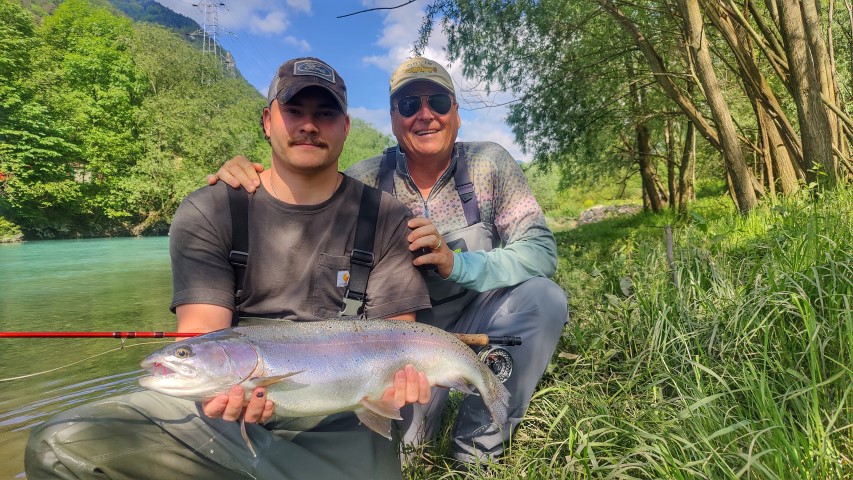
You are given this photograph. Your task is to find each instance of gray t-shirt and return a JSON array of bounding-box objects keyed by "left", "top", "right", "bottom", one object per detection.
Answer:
[{"left": 169, "top": 176, "right": 431, "bottom": 321}]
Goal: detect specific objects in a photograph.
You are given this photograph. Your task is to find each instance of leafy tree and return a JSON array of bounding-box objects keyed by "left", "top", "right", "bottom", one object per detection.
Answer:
[
  {"left": 109, "top": 0, "right": 198, "bottom": 36},
  {"left": 33, "top": 0, "right": 147, "bottom": 233},
  {"left": 418, "top": 0, "right": 851, "bottom": 214},
  {"left": 3, "top": 0, "right": 393, "bottom": 239},
  {"left": 0, "top": 0, "right": 81, "bottom": 236},
  {"left": 340, "top": 118, "right": 395, "bottom": 170},
  {"left": 128, "top": 23, "right": 268, "bottom": 234}
]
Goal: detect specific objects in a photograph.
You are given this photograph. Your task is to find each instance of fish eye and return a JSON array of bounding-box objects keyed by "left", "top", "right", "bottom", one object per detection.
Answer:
[{"left": 174, "top": 346, "right": 192, "bottom": 358}]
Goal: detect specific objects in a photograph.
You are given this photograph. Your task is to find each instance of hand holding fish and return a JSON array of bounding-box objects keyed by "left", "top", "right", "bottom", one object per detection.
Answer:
[
  {"left": 382, "top": 364, "right": 431, "bottom": 408},
  {"left": 140, "top": 320, "right": 509, "bottom": 445},
  {"left": 202, "top": 385, "right": 275, "bottom": 423},
  {"left": 201, "top": 364, "right": 431, "bottom": 424}
]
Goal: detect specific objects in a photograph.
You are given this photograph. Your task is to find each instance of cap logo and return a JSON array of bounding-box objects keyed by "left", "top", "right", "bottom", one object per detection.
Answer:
[
  {"left": 405, "top": 66, "right": 437, "bottom": 74},
  {"left": 293, "top": 59, "right": 335, "bottom": 83}
]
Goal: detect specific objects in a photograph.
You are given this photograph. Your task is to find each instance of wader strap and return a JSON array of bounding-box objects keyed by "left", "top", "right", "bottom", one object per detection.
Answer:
[
  {"left": 340, "top": 185, "right": 381, "bottom": 317},
  {"left": 227, "top": 185, "right": 249, "bottom": 324},
  {"left": 378, "top": 147, "right": 396, "bottom": 194},
  {"left": 453, "top": 144, "right": 481, "bottom": 226},
  {"left": 378, "top": 145, "right": 480, "bottom": 226}
]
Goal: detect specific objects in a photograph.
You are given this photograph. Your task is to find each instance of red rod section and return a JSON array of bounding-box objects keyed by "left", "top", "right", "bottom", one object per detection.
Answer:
[{"left": 0, "top": 332, "right": 205, "bottom": 338}]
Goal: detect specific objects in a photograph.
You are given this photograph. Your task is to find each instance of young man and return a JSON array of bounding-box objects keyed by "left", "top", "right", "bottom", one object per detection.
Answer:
[
  {"left": 25, "top": 57, "right": 432, "bottom": 480},
  {"left": 212, "top": 56, "right": 569, "bottom": 466}
]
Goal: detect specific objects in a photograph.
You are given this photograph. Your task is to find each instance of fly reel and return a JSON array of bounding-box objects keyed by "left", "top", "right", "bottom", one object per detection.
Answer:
[{"left": 477, "top": 346, "right": 513, "bottom": 383}]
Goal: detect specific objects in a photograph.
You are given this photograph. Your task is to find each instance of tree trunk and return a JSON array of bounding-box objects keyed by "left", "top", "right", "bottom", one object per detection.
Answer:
[
  {"left": 678, "top": 117, "right": 697, "bottom": 215},
  {"left": 761, "top": 107, "right": 801, "bottom": 193},
  {"left": 803, "top": 0, "right": 844, "bottom": 158},
  {"left": 706, "top": 0, "right": 805, "bottom": 183},
  {"left": 758, "top": 114, "right": 777, "bottom": 196},
  {"left": 776, "top": 0, "right": 839, "bottom": 186},
  {"left": 666, "top": 119, "right": 677, "bottom": 210},
  {"left": 638, "top": 122, "right": 664, "bottom": 212},
  {"left": 597, "top": 0, "right": 722, "bottom": 151},
  {"left": 680, "top": 0, "right": 758, "bottom": 213},
  {"left": 827, "top": 0, "right": 850, "bottom": 159}
]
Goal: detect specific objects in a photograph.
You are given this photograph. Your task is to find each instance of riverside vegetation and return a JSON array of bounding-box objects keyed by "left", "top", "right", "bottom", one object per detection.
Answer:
[
  {"left": 404, "top": 183, "right": 852, "bottom": 479},
  {"left": 0, "top": 0, "right": 393, "bottom": 240},
  {"left": 2, "top": 1, "right": 851, "bottom": 478}
]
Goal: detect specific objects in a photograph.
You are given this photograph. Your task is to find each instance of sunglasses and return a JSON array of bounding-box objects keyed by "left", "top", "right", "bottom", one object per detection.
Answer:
[{"left": 394, "top": 94, "right": 454, "bottom": 118}]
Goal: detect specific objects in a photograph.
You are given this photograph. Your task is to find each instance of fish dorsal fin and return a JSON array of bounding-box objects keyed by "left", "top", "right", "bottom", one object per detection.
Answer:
[
  {"left": 355, "top": 397, "right": 402, "bottom": 440},
  {"left": 435, "top": 376, "right": 475, "bottom": 395}
]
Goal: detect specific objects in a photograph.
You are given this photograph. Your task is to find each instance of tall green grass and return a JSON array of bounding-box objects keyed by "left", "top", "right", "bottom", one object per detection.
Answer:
[{"left": 406, "top": 186, "right": 852, "bottom": 479}]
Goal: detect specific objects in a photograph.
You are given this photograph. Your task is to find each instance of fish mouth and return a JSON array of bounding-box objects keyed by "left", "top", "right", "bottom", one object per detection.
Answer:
[{"left": 140, "top": 360, "right": 196, "bottom": 380}]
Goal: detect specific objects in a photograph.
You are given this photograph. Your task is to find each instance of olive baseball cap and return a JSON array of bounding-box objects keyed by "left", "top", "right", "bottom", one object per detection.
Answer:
[
  {"left": 389, "top": 57, "right": 455, "bottom": 98},
  {"left": 267, "top": 57, "right": 347, "bottom": 112}
]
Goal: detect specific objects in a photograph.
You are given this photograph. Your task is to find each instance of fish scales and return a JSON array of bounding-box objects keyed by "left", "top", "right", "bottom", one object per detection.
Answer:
[{"left": 139, "top": 319, "right": 510, "bottom": 441}]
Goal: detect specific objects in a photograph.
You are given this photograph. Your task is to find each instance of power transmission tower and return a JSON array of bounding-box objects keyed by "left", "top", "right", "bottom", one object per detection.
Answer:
[{"left": 189, "top": 1, "right": 228, "bottom": 82}]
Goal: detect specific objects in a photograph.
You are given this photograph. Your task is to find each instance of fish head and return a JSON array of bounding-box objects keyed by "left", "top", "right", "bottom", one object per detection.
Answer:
[{"left": 138, "top": 330, "right": 260, "bottom": 401}]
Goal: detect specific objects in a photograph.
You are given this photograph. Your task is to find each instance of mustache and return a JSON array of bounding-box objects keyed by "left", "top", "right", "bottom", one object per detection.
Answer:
[{"left": 288, "top": 135, "right": 328, "bottom": 149}]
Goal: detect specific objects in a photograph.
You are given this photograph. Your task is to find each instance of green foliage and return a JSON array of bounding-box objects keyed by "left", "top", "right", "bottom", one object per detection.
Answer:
[
  {"left": 0, "top": 0, "right": 277, "bottom": 238},
  {"left": 0, "top": 215, "right": 23, "bottom": 242},
  {"left": 109, "top": 0, "right": 198, "bottom": 36},
  {"left": 0, "top": 0, "right": 83, "bottom": 236},
  {"left": 523, "top": 161, "right": 643, "bottom": 229},
  {"left": 339, "top": 118, "right": 395, "bottom": 171},
  {"left": 407, "top": 186, "right": 853, "bottom": 479},
  {"left": 1, "top": 0, "right": 393, "bottom": 239},
  {"left": 422, "top": 0, "right": 695, "bottom": 188}
]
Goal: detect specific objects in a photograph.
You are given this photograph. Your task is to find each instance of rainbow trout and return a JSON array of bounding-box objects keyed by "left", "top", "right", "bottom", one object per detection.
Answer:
[{"left": 138, "top": 319, "right": 510, "bottom": 453}]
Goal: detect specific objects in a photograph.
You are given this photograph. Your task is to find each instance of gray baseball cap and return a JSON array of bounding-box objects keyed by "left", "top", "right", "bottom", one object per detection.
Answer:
[{"left": 267, "top": 57, "right": 347, "bottom": 112}]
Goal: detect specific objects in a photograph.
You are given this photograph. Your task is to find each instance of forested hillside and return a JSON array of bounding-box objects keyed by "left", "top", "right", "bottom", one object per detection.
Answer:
[{"left": 0, "top": 0, "right": 393, "bottom": 240}]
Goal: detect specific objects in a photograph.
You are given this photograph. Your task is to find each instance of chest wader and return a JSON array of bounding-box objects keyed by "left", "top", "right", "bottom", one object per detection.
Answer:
[
  {"left": 379, "top": 147, "right": 500, "bottom": 330},
  {"left": 226, "top": 183, "right": 382, "bottom": 324}
]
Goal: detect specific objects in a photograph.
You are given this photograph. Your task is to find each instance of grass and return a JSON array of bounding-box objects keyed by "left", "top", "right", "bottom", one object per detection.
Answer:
[{"left": 405, "top": 186, "right": 853, "bottom": 479}]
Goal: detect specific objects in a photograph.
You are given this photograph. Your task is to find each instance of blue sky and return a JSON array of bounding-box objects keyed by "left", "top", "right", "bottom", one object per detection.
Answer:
[{"left": 153, "top": 0, "right": 529, "bottom": 161}]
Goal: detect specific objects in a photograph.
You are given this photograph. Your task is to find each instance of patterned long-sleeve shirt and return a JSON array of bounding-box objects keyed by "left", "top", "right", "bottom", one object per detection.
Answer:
[{"left": 345, "top": 141, "right": 557, "bottom": 292}]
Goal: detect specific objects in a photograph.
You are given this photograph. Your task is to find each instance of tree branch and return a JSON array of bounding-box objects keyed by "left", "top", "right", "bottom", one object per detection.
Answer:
[{"left": 337, "top": 0, "right": 418, "bottom": 19}]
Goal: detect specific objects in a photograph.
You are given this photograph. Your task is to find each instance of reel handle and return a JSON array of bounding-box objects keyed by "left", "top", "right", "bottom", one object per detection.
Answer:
[{"left": 455, "top": 334, "right": 522, "bottom": 347}]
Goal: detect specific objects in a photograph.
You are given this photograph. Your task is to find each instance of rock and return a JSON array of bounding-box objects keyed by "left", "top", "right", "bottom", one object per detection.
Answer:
[{"left": 576, "top": 204, "right": 642, "bottom": 225}]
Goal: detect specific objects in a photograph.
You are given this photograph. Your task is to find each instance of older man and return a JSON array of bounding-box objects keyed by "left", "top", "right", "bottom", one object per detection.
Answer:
[{"left": 213, "top": 56, "right": 568, "bottom": 466}]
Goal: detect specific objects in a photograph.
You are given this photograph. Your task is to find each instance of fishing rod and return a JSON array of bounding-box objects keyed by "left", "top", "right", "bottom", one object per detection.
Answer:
[
  {"left": 0, "top": 331, "right": 522, "bottom": 381},
  {"left": 0, "top": 331, "right": 521, "bottom": 346}
]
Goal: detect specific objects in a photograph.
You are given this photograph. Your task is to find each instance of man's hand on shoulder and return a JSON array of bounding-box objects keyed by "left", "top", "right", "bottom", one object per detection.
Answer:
[{"left": 207, "top": 155, "right": 264, "bottom": 192}]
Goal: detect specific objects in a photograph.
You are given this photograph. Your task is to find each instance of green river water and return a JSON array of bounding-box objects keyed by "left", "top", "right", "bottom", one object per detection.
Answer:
[{"left": 0, "top": 237, "right": 174, "bottom": 478}]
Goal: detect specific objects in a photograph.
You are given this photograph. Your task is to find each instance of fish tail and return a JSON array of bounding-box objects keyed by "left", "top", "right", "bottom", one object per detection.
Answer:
[{"left": 479, "top": 367, "right": 511, "bottom": 427}]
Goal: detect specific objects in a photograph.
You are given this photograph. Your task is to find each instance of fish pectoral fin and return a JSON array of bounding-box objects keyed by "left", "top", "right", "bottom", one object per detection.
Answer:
[
  {"left": 246, "top": 371, "right": 305, "bottom": 388},
  {"left": 240, "top": 417, "right": 258, "bottom": 458},
  {"left": 355, "top": 397, "right": 401, "bottom": 440},
  {"left": 359, "top": 397, "right": 403, "bottom": 420},
  {"left": 435, "top": 376, "right": 476, "bottom": 395}
]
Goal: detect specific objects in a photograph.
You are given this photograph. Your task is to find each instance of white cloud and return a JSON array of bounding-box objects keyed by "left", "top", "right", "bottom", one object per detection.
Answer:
[
  {"left": 154, "top": 1, "right": 307, "bottom": 35},
  {"left": 459, "top": 109, "right": 531, "bottom": 162},
  {"left": 349, "top": 107, "right": 393, "bottom": 135},
  {"left": 287, "top": 0, "right": 312, "bottom": 14},
  {"left": 283, "top": 36, "right": 311, "bottom": 52},
  {"left": 249, "top": 11, "right": 289, "bottom": 34}
]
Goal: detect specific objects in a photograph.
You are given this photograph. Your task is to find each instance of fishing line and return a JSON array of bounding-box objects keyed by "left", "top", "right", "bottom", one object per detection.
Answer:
[{"left": 0, "top": 340, "right": 171, "bottom": 383}]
